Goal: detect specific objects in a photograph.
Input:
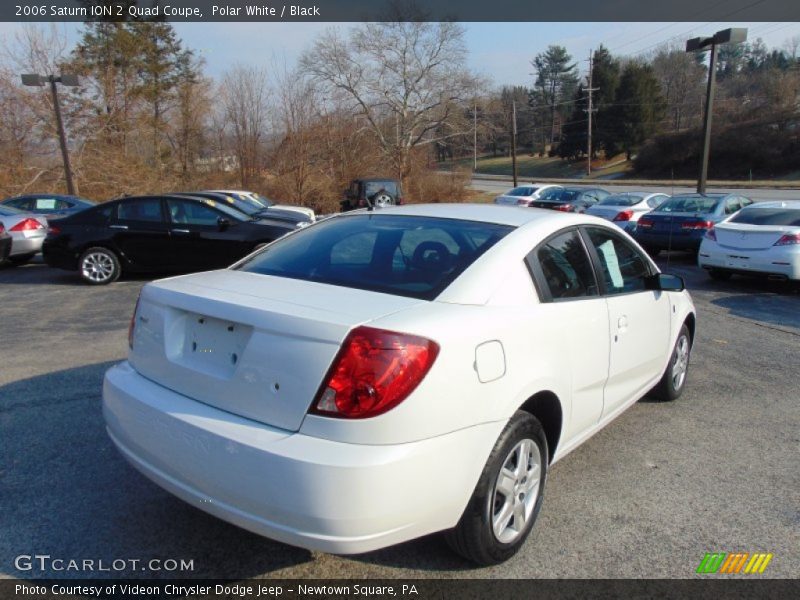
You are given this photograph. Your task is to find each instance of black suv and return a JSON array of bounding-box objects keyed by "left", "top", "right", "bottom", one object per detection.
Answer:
[{"left": 341, "top": 178, "right": 403, "bottom": 211}]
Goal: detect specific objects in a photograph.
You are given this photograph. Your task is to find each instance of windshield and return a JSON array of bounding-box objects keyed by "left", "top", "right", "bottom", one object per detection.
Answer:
[
  {"left": 237, "top": 214, "right": 514, "bottom": 300},
  {"left": 598, "top": 194, "right": 644, "bottom": 207},
  {"left": 506, "top": 187, "right": 538, "bottom": 197},
  {"left": 195, "top": 198, "right": 249, "bottom": 222},
  {"left": 729, "top": 207, "right": 800, "bottom": 226},
  {"left": 657, "top": 196, "right": 720, "bottom": 214}
]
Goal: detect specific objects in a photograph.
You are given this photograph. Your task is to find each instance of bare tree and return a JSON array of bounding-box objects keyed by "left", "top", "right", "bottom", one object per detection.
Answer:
[
  {"left": 220, "top": 65, "right": 271, "bottom": 188},
  {"left": 300, "top": 19, "right": 479, "bottom": 186},
  {"left": 650, "top": 48, "right": 705, "bottom": 132}
]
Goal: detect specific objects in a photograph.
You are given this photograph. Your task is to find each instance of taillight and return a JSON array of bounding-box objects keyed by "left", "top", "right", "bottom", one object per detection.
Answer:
[
  {"left": 128, "top": 294, "right": 141, "bottom": 350},
  {"left": 47, "top": 225, "right": 61, "bottom": 236},
  {"left": 613, "top": 210, "right": 634, "bottom": 222},
  {"left": 10, "top": 218, "right": 45, "bottom": 232},
  {"left": 638, "top": 218, "right": 654, "bottom": 229},
  {"left": 681, "top": 220, "right": 714, "bottom": 230},
  {"left": 517, "top": 199, "right": 529, "bottom": 206},
  {"left": 311, "top": 326, "right": 439, "bottom": 419},
  {"left": 553, "top": 204, "right": 573, "bottom": 212},
  {"left": 706, "top": 227, "right": 717, "bottom": 242},
  {"left": 774, "top": 233, "right": 800, "bottom": 246},
  {"left": 397, "top": 196, "right": 404, "bottom": 205}
]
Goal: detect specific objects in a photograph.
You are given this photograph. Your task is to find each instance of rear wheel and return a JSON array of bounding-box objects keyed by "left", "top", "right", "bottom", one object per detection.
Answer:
[
  {"left": 708, "top": 269, "right": 732, "bottom": 281},
  {"left": 7, "top": 253, "right": 35, "bottom": 266},
  {"left": 445, "top": 411, "right": 548, "bottom": 565},
  {"left": 79, "top": 247, "right": 121, "bottom": 285},
  {"left": 649, "top": 324, "right": 691, "bottom": 402}
]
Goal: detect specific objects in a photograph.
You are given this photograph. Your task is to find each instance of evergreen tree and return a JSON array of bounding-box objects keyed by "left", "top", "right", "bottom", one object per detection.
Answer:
[
  {"left": 531, "top": 45, "right": 578, "bottom": 146},
  {"left": 605, "top": 62, "right": 665, "bottom": 160},
  {"left": 591, "top": 45, "right": 620, "bottom": 157}
]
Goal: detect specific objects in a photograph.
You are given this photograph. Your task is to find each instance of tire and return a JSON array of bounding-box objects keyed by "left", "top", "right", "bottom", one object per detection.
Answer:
[
  {"left": 649, "top": 324, "right": 692, "bottom": 402},
  {"left": 708, "top": 269, "right": 732, "bottom": 282},
  {"left": 8, "top": 253, "right": 35, "bottom": 266},
  {"left": 369, "top": 190, "right": 396, "bottom": 208},
  {"left": 79, "top": 247, "right": 121, "bottom": 285},
  {"left": 445, "top": 411, "right": 548, "bottom": 565}
]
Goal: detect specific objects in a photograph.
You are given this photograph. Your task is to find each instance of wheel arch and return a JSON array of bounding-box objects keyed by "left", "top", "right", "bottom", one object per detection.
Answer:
[
  {"left": 518, "top": 390, "right": 563, "bottom": 464},
  {"left": 683, "top": 312, "right": 696, "bottom": 346}
]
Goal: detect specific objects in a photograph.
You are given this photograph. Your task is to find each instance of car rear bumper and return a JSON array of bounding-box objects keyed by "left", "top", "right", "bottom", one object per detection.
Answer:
[
  {"left": 698, "top": 245, "right": 800, "bottom": 281},
  {"left": 103, "top": 362, "right": 501, "bottom": 554},
  {"left": 9, "top": 231, "right": 45, "bottom": 256},
  {"left": 42, "top": 241, "right": 78, "bottom": 270},
  {"left": 634, "top": 230, "right": 705, "bottom": 251}
]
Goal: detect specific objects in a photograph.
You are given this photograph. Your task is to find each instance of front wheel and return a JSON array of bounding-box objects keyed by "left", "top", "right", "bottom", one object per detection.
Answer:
[
  {"left": 79, "top": 247, "right": 121, "bottom": 285},
  {"left": 445, "top": 411, "right": 548, "bottom": 565},
  {"left": 649, "top": 324, "right": 692, "bottom": 402}
]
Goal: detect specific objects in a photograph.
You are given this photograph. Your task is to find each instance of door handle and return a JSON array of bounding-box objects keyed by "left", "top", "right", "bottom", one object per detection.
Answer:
[
  {"left": 617, "top": 316, "right": 628, "bottom": 330},
  {"left": 109, "top": 225, "right": 128, "bottom": 230},
  {"left": 171, "top": 228, "right": 190, "bottom": 234}
]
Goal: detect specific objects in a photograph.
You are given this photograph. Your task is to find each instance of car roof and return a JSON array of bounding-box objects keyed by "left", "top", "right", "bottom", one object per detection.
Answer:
[
  {"left": 669, "top": 192, "right": 729, "bottom": 198},
  {"left": 740, "top": 200, "right": 800, "bottom": 209},
  {"left": 348, "top": 202, "right": 589, "bottom": 227},
  {"left": 561, "top": 186, "right": 603, "bottom": 192}
]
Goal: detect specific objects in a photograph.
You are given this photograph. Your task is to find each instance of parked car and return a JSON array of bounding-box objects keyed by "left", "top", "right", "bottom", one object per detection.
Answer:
[
  {"left": 341, "top": 178, "right": 403, "bottom": 211},
  {"left": 183, "top": 191, "right": 313, "bottom": 227},
  {"left": 1, "top": 193, "right": 94, "bottom": 218},
  {"left": 634, "top": 193, "right": 753, "bottom": 255},
  {"left": 103, "top": 204, "right": 695, "bottom": 565},
  {"left": 529, "top": 186, "right": 610, "bottom": 213},
  {"left": 43, "top": 194, "right": 297, "bottom": 284},
  {"left": 0, "top": 222, "right": 11, "bottom": 262},
  {"left": 494, "top": 184, "right": 563, "bottom": 207},
  {"left": 698, "top": 200, "right": 800, "bottom": 282},
  {"left": 208, "top": 190, "right": 316, "bottom": 221},
  {"left": 0, "top": 205, "right": 49, "bottom": 265},
  {"left": 585, "top": 192, "right": 670, "bottom": 233}
]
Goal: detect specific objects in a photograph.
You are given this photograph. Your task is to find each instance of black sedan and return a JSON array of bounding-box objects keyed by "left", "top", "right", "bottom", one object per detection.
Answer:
[
  {"left": 2, "top": 193, "right": 95, "bottom": 217},
  {"left": 0, "top": 221, "right": 11, "bottom": 262},
  {"left": 529, "top": 187, "right": 610, "bottom": 213},
  {"left": 43, "top": 194, "right": 298, "bottom": 284}
]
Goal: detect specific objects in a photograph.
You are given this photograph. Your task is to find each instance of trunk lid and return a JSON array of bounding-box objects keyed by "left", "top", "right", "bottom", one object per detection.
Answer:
[
  {"left": 495, "top": 195, "right": 523, "bottom": 206},
  {"left": 644, "top": 211, "right": 714, "bottom": 232},
  {"left": 714, "top": 223, "right": 798, "bottom": 250},
  {"left": 129, "top": 269, "right": 422, "bottom": 431},
  {"left": 586, "top": 205, "right": 624, "bottom": 221}
]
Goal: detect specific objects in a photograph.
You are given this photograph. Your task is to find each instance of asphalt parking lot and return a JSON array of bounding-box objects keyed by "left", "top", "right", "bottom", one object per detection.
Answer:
[{"left": 1, "top": 255, "right": 798, "bottom": 580}]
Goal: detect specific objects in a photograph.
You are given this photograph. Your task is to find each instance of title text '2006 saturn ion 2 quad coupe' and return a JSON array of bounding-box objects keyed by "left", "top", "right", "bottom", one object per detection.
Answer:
[{"left": 103, "top": 204, "right": 696, "bottom": 565}]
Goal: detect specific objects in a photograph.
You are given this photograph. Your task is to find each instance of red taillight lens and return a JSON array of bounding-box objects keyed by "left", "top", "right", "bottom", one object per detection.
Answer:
[
  {"left": 128, "top": 295, "right": 141, "bottom": 350},
  {"left": 516, "top": 199, "right": 529, "bottom": 206},
  {"left": 681, "top": 220, "right": 714, "bottom": 230},
  {"left": 774, "top": 233, "right": 800, "bottom": 246},
  {"left": 613, "top": 210, "right": 634, "bottom": 222},
  {"left": 397, "top": 196, "right": 404, "bottom": 205},
  {"left": 47, "top": 225, "right": 61, "bottom": 236},
  {"left": 10, "top": 218, "right": 45, "bottom": 232},
  {"left": 311, "top": 326, "right": 439, "bottom": 419},
  {"left": 638, "top": 218, "right": 654, "bottom": 228},
  {"left": 553, "top": 204, "right": 573, "bottom": 212},
  {"left": 706, "top": 227, "right": 717, "bottom": 241}
]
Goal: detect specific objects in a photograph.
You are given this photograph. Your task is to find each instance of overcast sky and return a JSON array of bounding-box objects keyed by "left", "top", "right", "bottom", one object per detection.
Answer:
[{"left": 1, "top": 21, "right": 798, "bottom": 86}]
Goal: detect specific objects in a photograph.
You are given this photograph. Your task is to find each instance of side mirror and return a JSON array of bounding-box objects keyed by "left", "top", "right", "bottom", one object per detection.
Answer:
[
  {"left": 645, "top": 273, "right": 685, "bottom": 292},
  {"left": 217, "top": 217, "right": 230, "bottom": 231}
]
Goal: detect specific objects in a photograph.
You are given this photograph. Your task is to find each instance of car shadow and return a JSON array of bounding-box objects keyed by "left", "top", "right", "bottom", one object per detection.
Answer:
[
  {"left": 710, "top": 293, "right": 800, "bottom": 330},
  {"left": 0, "top": 362, "right": 312, "bottom": 579},
  {"left": 0, "top": 260, "right": 178, "bottom": 287}
]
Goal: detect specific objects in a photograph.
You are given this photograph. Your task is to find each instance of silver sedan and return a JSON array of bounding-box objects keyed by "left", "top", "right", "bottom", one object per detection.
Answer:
[{"left": 0, "top": 205, "right": 49, "bottom": 265}]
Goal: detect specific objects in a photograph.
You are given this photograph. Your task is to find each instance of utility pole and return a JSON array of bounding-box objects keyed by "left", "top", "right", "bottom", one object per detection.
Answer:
[
  {"left": 511, "top": 100, "right": 518, "bottom": 187},
  {"left": 585, "top": 49, "right": 599, "bottom": 176}
]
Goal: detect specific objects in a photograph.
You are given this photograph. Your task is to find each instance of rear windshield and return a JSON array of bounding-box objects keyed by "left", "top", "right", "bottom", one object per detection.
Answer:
[
  {"left": 507, "top": 186, "right": 538, "bottom": 197},
  {"left": 598, "top": 194, "right": 644, "bottom": 207},
  {"left": 729, "top": 207, "right": 800, "bottom": 226},
  {"left": 364, "top": 181, "right": 399, "bottom": 197},
  {"left": 658, "top": 196, "right": 720, "bottom": 213},
  {"left": 237, "top": 214, "right": 514, "bottom": 300}
]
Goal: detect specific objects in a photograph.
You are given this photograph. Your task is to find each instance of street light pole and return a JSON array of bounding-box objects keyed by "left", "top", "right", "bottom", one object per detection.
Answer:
[
  {"left": 686, "top": 28, "right": 747, "bottom": 195},
  {"left": 48, "top": 76, "right": 76, "bottom": 195},
  {"left": 21, "top": 73, "right": 80, "bottom": 195}
]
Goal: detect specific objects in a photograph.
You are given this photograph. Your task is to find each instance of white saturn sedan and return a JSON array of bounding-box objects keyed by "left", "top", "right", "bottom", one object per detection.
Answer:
[
  {"left": 585, "top": 191, "right": 670, "bottom": 234},
  {"left": 698, "top": 200, "right": 800, "bottom": 282},
  {"left": 103, "top": 204, "right": 696, "bottom": 565},
  {"left": 494, "top": 184, "right": 563, "bottom": 207}
]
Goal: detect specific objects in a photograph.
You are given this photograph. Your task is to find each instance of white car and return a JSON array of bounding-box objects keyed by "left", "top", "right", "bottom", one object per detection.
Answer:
[
  {"left": 103, "top": 204, "right": 695, "bottom": 565},
  {"left": 494, "top": 184, "right": 563, "bottom": 207},
  {"left": 585, "top": 192, "right": 670, "bottom": 233},
  {"left": 208, "top": 190, "right": 316, "bottom": 221},
  {"left": 698, "top": 200, "right": 800, "bottom": 282}
]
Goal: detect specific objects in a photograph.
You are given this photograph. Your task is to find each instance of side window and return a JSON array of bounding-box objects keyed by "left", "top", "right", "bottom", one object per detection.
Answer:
[
  {"left": 117, "top": 198, "right": 164, "bottom": 223},
  {"left": 527, "top": 230, "right": 598, "bottom": 301},
  {"left": 725, "top": 198, "right": 741, "bottom": 215},
  {"left": 166, "top": 199, "right": 222, "bottom": 226},
  {"left": 585, "top": 228, "right": 651, "bottom": 295},
  {"left": 7, "top": 198, "right": 32, "bottom": 210},
  {"left": 740, "top": 197, "right": 753, "bottom": 208}
]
